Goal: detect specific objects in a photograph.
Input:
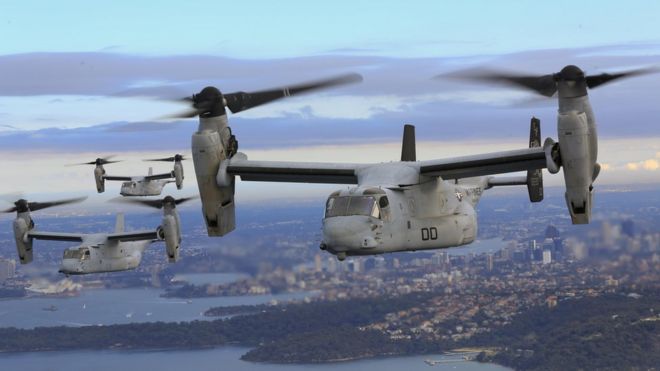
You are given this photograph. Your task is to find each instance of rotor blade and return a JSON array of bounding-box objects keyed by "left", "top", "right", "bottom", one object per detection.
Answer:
[
  {"left": 144, "top": 157, "right": 175, "bottom": 162},
  {"left": 2, "top": 206, "right": 17, "bottom": 213},
  {"left": 586, "top": 67, "right": 659, "bottom": 89},
  {"left": 28, "top": 197, "right": 87, "bottom": 212},
  {"left": 143, "top": 155, "right": 186, "bottom": 162},
  {"left": 161, "top": 108, "right": 203, "bottom": 119},
  {"left": 441, "top": 70, "right": 558, "bottom": 97},
  {"left": 66, "top": 156, "right": 120, "bottom": 167},
  {"left": 174, "top": 196, "right": 198, "bottom": 205},
  {"left": 224, "top": 73, "right": 363, "bottom": 114},
  {"left": 111, "top": 197, "right": 164, "bottom": 209}
]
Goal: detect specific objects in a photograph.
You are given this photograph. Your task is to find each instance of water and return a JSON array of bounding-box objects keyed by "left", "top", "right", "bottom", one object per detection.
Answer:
[
  {"left": 0, "top": 286, "right": 314, "bottom": 328},
  {"left": 0, "top": 347, "right": 512, "bottom": 371},
  {"left": 171, "top": 272, "right": 249, "bottom": 286},
  {"left": 0, "top": 274, "right": 511, "bottom": 370}
]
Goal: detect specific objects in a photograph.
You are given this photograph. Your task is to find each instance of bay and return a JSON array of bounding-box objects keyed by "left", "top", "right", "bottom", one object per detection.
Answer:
[
  {"left": 0, "top": 285, "right": 314, "bottom": 329},
  {"left": 0, "top": 347, "right": 511, "bottom": 371}
]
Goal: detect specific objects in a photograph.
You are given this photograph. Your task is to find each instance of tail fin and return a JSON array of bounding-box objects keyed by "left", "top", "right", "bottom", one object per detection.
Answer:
[
  {"left": 401, "top": 124, "right": 416, "bottom": 162},
  {"left": 486, "top": 117, "right": 544, "bottom": 202},
  {"left": 115, "top": 213, "right": 125, "bottom": 233},
  {"left": 527, "top": 117, "right": 544, "bottom": 202}
]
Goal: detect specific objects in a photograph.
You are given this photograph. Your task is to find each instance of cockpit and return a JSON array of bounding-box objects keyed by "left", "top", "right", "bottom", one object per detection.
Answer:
[
  {"left": 325, "top": 194, "right": 390, "bottom": 219},
  {"left": 63, "top": 247, "right": 91, "bottom": 261}
]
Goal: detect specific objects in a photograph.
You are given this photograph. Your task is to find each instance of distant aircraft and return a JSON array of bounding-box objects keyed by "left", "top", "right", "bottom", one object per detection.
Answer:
[
  {"left": 72, "top": 154, "right": 185, "bottom": 196},
  {"left": 4, "top": 196, "right": 193, "bottom": 274}
]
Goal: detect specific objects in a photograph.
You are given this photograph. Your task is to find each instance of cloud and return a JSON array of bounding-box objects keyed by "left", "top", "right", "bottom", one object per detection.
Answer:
[
  {"left": 623, "top": 158, "right": 660, "bottom": 171},
  {"left": 643, "top": 159, "right": 659, "bottom": 171}
]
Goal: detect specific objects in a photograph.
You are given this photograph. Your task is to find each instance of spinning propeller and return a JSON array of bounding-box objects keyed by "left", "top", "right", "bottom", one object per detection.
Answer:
[
  {"left": 69, "top": 156, "right": 120, "bottom": 166},
  {"left": 2, "top": 196, "right": 87, "bottom": 213},
  {"left": 143, "top": 154, "right": 186, "bottom": 162},
  {"left": 442, "top": 65, "right": 658, "bottom": 97},
  {"left": 112, "top": 195, "right": 197, "bottom": 209},
  {"left": 167, "top": 73, "right": 363, "bottom": 118}
]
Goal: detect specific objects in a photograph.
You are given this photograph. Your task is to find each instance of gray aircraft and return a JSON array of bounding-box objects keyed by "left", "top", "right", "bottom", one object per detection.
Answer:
[
  {"left": 4, "top": 196, "right": 192, "bottom": 274},
  {"left": 73, "top": 154, "right": 185, "bottom": 196},
  {"left": 162, "top": 66, "right": 649, "bottom": 260}
]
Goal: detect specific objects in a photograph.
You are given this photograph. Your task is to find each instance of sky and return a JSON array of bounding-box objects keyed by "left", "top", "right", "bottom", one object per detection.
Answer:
[{"left": 1, "top": 0, "right": 659, "bottom": 204}]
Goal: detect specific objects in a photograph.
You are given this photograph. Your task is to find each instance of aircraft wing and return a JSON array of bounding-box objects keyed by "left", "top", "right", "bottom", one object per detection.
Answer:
[
  {"left": 144, "top": 172, "right": 175, "bottom": 181},
  {"left": 104, "top": 175, "right": 133, "bottom": 181},
  {"left": 27, "top": 231, "right": 84, "bottom": 242},
  {"left": 419, "top": 147, "right": 547, "bottom": 179},
  {"left": 226, "top": 158, "right": 361, "bottom": 184},
  {"left": 107, "top": 230, "right": 159, "bottom": 242}
]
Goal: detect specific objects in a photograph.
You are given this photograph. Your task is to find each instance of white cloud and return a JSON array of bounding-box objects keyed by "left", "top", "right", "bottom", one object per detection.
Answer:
[
  {"left": 1, "top": 137, "right": 659, "bottom": 202},
  {"left": 235, "top": 90, "right": 531, "bottom": 120},
  {"left": 643, "top": 159, "right": 659, "bottom": 171}
]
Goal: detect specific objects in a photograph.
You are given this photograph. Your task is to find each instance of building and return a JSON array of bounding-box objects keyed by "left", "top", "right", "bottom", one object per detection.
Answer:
[
  {"left": 0, "top": 259, "right": 16, "bottom": 283},
  {"left": 314, "top": 254, "right": 323, "bottom": 272},
  {"left": 542, "top": 250, "right": 552, "bottom": 264}
]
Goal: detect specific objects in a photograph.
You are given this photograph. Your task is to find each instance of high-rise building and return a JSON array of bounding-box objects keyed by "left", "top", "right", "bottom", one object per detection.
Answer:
[
  {"left": 0, "top": 259, "right": 16, "bottom": 283},
  {"left": 542, "top": 250, "right": 552, "bottom": 264},
  {"left": 326, "top": 256, "right": 337, "bottom": 273},
  {"left": 621, "top": 220, "right": 635, "bottom": 238},
  {"left": 314, "top": 254, "right": 323, "bottom": 272},
  {"left": 487, "top": 254, "right": 494, "bottom": 272}
]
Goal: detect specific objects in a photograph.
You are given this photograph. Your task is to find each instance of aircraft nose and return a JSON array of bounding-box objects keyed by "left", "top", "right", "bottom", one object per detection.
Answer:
[{"left": 322, "top": 216, "right": 380, "bottom": 251}]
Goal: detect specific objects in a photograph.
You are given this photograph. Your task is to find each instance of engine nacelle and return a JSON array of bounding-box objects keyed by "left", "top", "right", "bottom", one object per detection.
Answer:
[
  {"left": 192, "top": 116, "right": 236, "bottom": 237},
  {"left": 557, "top": 111, "right": 594, "bottom": 224},
  {"left": 173, "top": 162, "right": 184, "bottom": 190},
  {"left": 13, "top": 218, "right": 33, "bottom": 264},
  {"left": 94, "top": 165, "right": 105, "bottom": 193},
  {"left": 157, "top": 216, "right": 180, "bottom": 263}
]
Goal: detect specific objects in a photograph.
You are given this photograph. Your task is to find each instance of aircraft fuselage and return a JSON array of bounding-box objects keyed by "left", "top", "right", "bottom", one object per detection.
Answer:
[
  {"left": 59, "top": 235, "right": 149, "bottom": 274},
  {"left": 321, "top": 177, "right": 482, "bottom": 260},
  {"left": 120, "top": 179, "right": 171, "bottom": 197}
]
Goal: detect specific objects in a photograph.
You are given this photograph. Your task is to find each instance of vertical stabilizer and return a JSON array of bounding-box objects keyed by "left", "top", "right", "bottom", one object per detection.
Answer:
[
  {"left": 115, "top": 213, "right": 125, "bottom": 233},
  {"left": 401, "top": 124, "right": 416, "bottom": 162},
  {"left": 527, "top": 117, "right": 544, "bottom": 202}
]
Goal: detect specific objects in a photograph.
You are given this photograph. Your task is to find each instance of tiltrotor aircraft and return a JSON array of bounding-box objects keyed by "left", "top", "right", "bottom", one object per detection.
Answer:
[
  {"left": 4, "top": 195, "right": 192, "bottom": 274},
  {"left": 161, "top": 66, "right": 648, "bottom": 260},
  {"left": 74, "top": 154, "right": 185, "bottom": 196}
]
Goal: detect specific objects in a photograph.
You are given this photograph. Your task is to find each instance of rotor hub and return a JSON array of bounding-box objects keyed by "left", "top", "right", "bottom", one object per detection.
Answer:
[
  {"left": 193, "top": 86, "right": 226, "bottom": 117},
  {"left": 558, "top": 65, "right": 585, "bottom": 82},
  {"left": 15, "top": 199, "right": 29, "bottom": 213}
]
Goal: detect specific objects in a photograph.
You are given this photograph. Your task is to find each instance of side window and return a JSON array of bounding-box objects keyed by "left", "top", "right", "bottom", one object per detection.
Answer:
[
  {"left": 379, "top": 196, "right": 391, "bottom": 221},
  {"left": 379, "top": 196, "right": 389, "bottom": 208}
]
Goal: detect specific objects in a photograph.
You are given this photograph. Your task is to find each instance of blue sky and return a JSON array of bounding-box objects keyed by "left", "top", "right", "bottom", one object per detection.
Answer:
[
  {"left": 0, "top": 1, "right": 659, "bottom": 199},
  {"left": 3, "top": 1, "right": 660, "bottom": 58}
]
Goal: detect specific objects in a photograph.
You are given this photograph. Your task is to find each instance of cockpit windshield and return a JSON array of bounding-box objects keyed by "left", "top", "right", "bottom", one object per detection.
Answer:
[
  {"left": 325, "top": 196, "right": 381, "bottom": 218},
  {"left": 63, "top": 247, "right": 90, "bottom": 261}
]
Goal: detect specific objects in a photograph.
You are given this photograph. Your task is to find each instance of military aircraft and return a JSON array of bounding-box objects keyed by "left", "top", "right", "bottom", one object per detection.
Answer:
[
  {"left": 160, "top": 66, "right": 650, "bottom": 260},
  {"left": 4, "top": 195, "right": 192, "bottom": 274},
  {"left": 73, "top": 154, "right": 185, "bottom": 196}
]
